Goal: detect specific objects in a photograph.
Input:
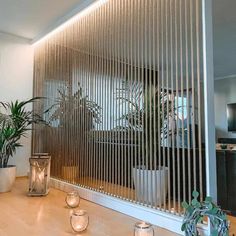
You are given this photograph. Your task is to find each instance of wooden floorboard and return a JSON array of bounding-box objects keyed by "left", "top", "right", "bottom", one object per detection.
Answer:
[
  {"left": 228, "top": 215, "right": 236, "bottom": 236},
  {"left": 0, "top": 178, "right": 178, "bottom": 236}
]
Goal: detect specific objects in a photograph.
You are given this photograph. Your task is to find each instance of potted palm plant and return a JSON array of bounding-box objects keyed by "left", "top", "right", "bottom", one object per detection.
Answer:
[
  {"left": 45, "top": 82, "right": 102, "bottom": 182},
  {"left": 116, "top": 78, "right": 172, "bottom": 206},
  {"left": 0, "top": 98, "right": 44, "bottom": 192}
]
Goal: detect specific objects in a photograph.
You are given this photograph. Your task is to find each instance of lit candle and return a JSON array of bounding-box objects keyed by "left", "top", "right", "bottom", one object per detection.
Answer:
[
  {"left": 134, "top": 221, "right": 154, "bottom": 236},
  {"left": 66, "top": 191, "right": 80, "bottom": 208},
  {"left": 70, "top": 210, "right": 89, "bottom": 232},
  {"left": 170, "top": 208, "right": 175, "bottom": 214},
  {"left": 34, "top": 170, "right": 45, "bottom": 192},
  {"left": 38, "top": 172, "right": 44, "bottom": 182}
]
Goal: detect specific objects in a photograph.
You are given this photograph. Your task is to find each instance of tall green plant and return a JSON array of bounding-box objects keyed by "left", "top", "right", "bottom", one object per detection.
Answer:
[
  {"left": 116, "top": 79, "right": 172, "bottom": 167},
  {"left": 0, "top": 98, "right": 44, "bottom": 168}
]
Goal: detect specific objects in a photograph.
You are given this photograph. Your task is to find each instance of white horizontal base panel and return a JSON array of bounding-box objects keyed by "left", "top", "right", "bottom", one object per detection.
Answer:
[{"left": 50, "top": 178, "right": 208, "bottom": 235}]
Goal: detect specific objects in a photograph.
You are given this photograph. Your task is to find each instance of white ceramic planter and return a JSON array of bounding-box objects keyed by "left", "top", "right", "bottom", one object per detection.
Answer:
[
  {"left": 133, "top": 166, "right": 168, "bottom": 206},
  {"left": 0, "top": 165, "right": 16, "bottom": 193}
]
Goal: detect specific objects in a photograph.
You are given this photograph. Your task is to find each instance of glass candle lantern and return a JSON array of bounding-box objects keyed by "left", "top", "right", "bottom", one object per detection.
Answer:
[
  {"left": 65, "top": 191, "right": 80, "bottom": 208},
  {"left": 28, "top": 153, "right": 51, "bottom": 196},
  {"left": 70, "top": 210, "right": 89, "bottom": 232},
  {"left": 134, "top": 222, "right": 154, "bottom": 236}
]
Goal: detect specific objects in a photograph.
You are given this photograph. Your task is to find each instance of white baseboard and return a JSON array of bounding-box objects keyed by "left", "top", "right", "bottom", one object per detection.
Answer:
[{"left": 50, "top": 178, "right": 208, "bottom": 235}]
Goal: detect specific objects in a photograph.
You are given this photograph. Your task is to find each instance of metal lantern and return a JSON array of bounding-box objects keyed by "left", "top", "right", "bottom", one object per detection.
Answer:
[{"left": 28, "top": 153, "right": 51, "bottom": 196}]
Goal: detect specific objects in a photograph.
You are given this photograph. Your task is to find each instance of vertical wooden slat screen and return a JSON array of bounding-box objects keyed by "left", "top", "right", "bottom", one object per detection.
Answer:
[{"left": 33, "top": 0, "right": 205, "bottom": 215}]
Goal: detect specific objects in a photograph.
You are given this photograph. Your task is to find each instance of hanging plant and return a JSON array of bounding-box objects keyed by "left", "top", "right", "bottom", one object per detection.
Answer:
[{"left": 181, "top": 191, "right": 229, "bottom": 236}]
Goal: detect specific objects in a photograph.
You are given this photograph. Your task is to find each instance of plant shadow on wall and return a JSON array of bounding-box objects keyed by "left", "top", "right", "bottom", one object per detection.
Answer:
[
  {"left": 115, "top": 77, "right": 173, "bottom": 206},
  {"left": 0, "top": 98, "right": 46, "bottom": 192},
  {"left": 45, "top": 82, "right": 102, "bottom": 181}
]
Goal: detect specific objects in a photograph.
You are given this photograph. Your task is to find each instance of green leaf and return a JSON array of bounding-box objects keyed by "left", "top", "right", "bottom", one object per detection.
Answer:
[
  {"left": 181, "top": 223, "right": 186, "bottom": 231},
  {"left": 195, "top": 201, "right": 201, "bottom": 208},
  {"left": 221, "top": 214, "right": 227, "bottom": 220},
  {"left": 192, "top": 190, "right": 199, "bottom": 199},
  {"left": 182, "top": 201, "right": 189, "bottom": 209},
  {"left": 205, "top": 196, "right": 212, "bottom": 203},
  {"left": 191, "top": 199, "right": 199, "bottom": 206},
  {"left": 211, "top": 207, "right": 218, "bottom": 214},
  {"left": 198, "top": 217, "right": 203, "bottom": 223},
  {"left": 212, "top": 229, "right": 218, "bottom": 236},
  {"left": 208, "top": 203, "right": 213, "bottom": 210},
  {"left": 187, "top": 206, "right": 194, "bottom": 215}
]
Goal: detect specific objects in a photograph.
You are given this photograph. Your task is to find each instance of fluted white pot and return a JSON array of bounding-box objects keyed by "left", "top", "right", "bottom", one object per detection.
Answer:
[
  {"left": 0, "top": 165, "right": 16, "bottom": 193},
  {"left": 133, "top": 166, "right": 168, "bottom": 206}
]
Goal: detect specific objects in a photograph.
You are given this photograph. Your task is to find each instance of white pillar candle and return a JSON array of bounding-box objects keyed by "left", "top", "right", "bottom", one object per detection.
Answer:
[{"left": 134, "top": 222, "right": 154, "bottom": 236}]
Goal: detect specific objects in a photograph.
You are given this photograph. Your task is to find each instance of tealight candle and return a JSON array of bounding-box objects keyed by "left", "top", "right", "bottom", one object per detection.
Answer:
[
  {"left": 70, "top": 210, "right": 89, "bottom": 232},
  {"left": 134, "top": 221, "right": 154, "bottom": 236},
  {"left": 65, "top": 191, "right": 80, "bottom": 208}
]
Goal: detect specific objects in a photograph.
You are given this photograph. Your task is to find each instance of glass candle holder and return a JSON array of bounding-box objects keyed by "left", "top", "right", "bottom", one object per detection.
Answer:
[
  {"left": 65, "top": 191, "right": 80, "bottom": 208},
  {"left": 70, "top": 210, "right": 89, "bottom": 232},
  {"left": 134, "top": 222, "right": 154, "bottom": 236}
]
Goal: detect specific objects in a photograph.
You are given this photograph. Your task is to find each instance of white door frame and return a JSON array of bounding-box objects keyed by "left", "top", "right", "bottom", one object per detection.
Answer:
[
  {"left": 202, "top": 0, "right": 217, "bottom": 234},
  {"left": 202, "top": 0, "right": 217, "bottom": 201}
]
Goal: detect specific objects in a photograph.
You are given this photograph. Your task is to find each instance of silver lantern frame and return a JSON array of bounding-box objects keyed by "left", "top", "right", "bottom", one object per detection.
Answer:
[{"left": 28, "top": 153, "right": 51, "bottom": 196}]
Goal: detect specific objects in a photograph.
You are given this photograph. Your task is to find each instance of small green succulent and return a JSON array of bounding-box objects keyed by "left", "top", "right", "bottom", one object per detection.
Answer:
[{"left": 181, "top": 191, "right": 229, "bottom": 236}]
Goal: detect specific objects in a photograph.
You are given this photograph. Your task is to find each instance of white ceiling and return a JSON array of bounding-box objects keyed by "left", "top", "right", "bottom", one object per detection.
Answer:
[
  {"left": 0, "top": 0, "right": 84, "bottom": 39},
  {"left": 0, "top": 0, "right": 235, "bottom": 79}
]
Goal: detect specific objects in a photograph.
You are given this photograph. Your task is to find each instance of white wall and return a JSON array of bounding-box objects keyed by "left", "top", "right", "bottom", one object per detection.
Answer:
[
  {"left": 214, "top": 77, "right": 236, "bottom": 140},
  {"left": 0, "top": 32, "right": 33, "bottom": 176}
]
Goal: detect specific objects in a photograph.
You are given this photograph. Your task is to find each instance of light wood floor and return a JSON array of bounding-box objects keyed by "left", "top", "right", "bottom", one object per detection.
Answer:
[
  {"left": 228, "top": 215, "right": 236, "bottom": 236},
  {"left": 0, "top": 178, "right": 178, "bottom": 236}
]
